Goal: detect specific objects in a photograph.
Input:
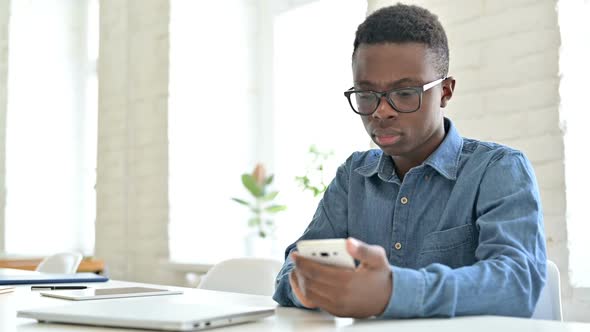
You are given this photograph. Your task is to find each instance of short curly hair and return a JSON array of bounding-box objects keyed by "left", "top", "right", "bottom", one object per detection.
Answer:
[{"left": 353, "top": 3, "right": 449, "bottom": 77}]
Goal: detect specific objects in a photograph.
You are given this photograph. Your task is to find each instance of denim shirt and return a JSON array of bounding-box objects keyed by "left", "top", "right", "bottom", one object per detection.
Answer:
[{"left": 273, "top": 118, "right": 547, "bottom": 318}]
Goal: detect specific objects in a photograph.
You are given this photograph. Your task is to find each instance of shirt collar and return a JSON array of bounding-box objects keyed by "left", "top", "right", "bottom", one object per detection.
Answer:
[
  {"left": 354, "top": 118, "right": 463, "bottom": 181},
  {"left": 424, "top": 118, "right": 462, "bottom": 180},
  {"left": 354, "top": 150, "right": 399, "bottom": 183},
  {"left": 353, "top": 150, "right": 384, "bottom": 177}
]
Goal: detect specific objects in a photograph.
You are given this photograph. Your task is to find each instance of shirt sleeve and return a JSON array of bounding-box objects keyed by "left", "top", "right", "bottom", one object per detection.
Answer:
[
  {"left": 272, "top": 159, "right": 351, "bottom": 307},
  {"left": 380, "top": 152, "right": 547, "bottom": 318}
]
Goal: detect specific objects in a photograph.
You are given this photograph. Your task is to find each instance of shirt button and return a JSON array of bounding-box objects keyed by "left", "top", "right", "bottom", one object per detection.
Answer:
[
  {"left": 400, "top": 197, "right": 409, "bottom": 204},
  {"left": 394, "top": 242, "right": 402, "bottom": 250}
]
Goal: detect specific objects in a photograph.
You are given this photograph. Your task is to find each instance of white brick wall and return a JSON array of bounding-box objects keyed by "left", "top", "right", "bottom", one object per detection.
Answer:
[
  {"left": 368, "top": 0, "right": 589, "bottom": 322},
  {"left": 96, "top": 0, "right": 172, "bottom": 284},
  {"left": 0, "top": 0, "right": 9, "bottom": 253}
]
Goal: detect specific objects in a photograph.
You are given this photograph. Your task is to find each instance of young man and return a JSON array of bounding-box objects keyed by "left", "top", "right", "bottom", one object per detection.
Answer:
[{"left": 273, "top": 4, "right": 547, "bottom": 319}]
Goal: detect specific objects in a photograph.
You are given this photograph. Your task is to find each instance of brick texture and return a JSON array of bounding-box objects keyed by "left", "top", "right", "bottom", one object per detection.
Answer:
[{"left": 95, "top": 0, "right": 172, "bottom": 284}]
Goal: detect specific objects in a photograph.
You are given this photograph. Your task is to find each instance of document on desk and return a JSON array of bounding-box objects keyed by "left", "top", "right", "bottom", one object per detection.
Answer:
[
  {"left": 0, "top": 286, "right": 15, "bottom": 294},
  {"left": 40, "top": 287, "right": 183, "bottom": 301},
  {"left": 0, "top": 268, "right": 108, "bottom": 285}
]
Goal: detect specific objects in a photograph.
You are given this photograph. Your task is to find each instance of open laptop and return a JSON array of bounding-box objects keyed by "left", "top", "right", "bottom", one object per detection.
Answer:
[{"left": 18, "top": 297, "right": 275, "bottom": 331}]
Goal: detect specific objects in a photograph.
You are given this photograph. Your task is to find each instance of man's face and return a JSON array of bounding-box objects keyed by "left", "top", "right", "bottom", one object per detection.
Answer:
[{"left": 352, "top": 43, "right": 452, "bottom": 160}]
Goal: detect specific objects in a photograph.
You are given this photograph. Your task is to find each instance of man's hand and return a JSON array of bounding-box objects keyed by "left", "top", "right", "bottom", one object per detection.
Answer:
[{"left": 288, "top": 237, "right": 393, "bottom": 318}]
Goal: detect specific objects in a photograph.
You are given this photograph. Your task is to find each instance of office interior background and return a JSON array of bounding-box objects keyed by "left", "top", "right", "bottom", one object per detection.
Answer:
[{"left": 0, "top": 0, "right": 588, "bottom": 322}]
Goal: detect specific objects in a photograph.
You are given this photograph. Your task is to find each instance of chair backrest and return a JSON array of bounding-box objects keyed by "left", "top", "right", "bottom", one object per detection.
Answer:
[
  {"left": 532, "top": 260, "right": 563, "bottom": 321},
  {"left": 198, "top": 258, "right": 283, "bottom": 296},
  {"left": 35, "top": 252, "right": 83, "bottom": 274}
]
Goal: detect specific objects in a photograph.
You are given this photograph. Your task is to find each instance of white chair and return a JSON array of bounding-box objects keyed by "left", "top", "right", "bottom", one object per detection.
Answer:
[
  {"left": 198, "top": 258, "right": 283, "bottom": 296},
  {"left": 532, "top": 260, "right": 563, "bottom": 321},
  {"left": 35, "top": 252, "right": 83, "bottom": 274}
]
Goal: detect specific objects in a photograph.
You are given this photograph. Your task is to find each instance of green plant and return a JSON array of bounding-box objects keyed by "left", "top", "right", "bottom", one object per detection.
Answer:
[
  {"left": 232, "top": 164, "right": 287, "bottom": 238},
  {"left": 295, "top": 145, "right": 335, "bottom": 197}
]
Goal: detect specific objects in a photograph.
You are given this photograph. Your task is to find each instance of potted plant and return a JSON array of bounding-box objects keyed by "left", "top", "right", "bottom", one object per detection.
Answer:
[
  {"left": 232, "top": 164, "right": 287, "bottom": 256},
  {"left": 295, "top": 145, "right": 334, "bottom": 197}
]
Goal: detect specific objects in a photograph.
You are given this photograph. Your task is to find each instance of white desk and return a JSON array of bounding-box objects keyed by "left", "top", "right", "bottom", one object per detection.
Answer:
[{"left": 1, "top": 279, "right": 589, "bottom": 332}]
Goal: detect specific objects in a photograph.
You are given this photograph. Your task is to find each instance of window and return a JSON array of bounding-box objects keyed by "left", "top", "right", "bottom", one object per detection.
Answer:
[
  {"left": 168, "top": 0, "right": 258, "bottom": 263},
  {"left": 168, "top": 0, "right": 368, "bottom": 263},
  {"left": 272, "top": 0, "right": 369, "bottom": 251},
  {"left": 5, "top": 0, "right": 98, "bottom": 255},
  {"left": 558, "top": 0, "right": 590, "bottom": 287}
]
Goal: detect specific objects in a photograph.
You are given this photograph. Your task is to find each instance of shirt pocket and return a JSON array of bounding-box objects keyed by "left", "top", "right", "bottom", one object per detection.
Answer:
[{"left": 417, "top": 223, "right": 477, "bottom": 269}]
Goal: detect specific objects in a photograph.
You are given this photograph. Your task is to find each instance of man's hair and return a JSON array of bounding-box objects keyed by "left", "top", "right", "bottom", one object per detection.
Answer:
[{"left": 353, "top": 3, "right": 449, "bottom": 77}]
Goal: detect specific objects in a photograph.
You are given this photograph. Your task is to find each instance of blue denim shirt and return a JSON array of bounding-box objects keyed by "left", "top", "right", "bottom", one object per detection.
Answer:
[{"left": 273, "top": 118, "right": 546, "bottom": 318}]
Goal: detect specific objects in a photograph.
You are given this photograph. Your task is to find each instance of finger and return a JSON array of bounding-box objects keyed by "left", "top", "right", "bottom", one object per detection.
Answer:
[
  {"left": 302, "top": 281, "right": 355, "bottom": 318},
  {"left": 293, "top": 252, "right": 354, "bottom": 287},
  {"left": 301, "top": 282, "right": 339, "bottom": 312},
  {"left": 297, "top": 269, "right": 343, "bottom": 301},
  {"left": 346, "top": 237, "right": 388, "bottom": 268},
  {"left": 291, "top": 271, "right": 339, "bottom": 312},
  {"left": 289, "top": 271, "right": 316, "bottom": 308},
  {"left": 292, "top": 254, "right": 355, "bottom": 310}
]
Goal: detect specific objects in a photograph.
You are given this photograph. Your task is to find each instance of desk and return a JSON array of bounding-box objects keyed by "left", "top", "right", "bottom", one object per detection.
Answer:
[{"left": 1, "top": 280, "right": 589, "bottom": 331}]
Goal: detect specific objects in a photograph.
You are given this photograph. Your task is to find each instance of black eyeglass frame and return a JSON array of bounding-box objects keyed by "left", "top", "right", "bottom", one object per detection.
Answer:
[{"left": 343, "top": 77, "right": 447, "bottom": 115}]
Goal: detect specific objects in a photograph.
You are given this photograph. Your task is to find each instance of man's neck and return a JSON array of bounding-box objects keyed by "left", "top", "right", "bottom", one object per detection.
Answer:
[{"left": 392, "top": 125, "right": 447, "bottom": 180}]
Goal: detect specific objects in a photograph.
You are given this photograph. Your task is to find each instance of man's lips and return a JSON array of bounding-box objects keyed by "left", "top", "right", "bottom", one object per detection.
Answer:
[
  {"left": 373, "top": 131, "right": 402, "bottom": 146},
  {"left": 375, "top": 134, "right": 401, "bottom": 145}
]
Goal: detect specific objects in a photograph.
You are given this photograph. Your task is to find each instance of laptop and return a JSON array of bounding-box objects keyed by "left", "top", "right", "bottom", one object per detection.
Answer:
[{"left": 18, "top": 296, "right": 275, "bottom": 331}]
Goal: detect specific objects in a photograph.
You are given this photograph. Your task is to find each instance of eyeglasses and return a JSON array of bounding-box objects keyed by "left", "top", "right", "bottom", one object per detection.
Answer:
[{"left": 343, "top": 77, "right": 446, "bottom": 115}]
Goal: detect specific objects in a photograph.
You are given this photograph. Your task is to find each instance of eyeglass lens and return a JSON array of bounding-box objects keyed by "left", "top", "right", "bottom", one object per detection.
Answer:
[{"left": 351, "top": 88, "right": 420, "bottom": 114}]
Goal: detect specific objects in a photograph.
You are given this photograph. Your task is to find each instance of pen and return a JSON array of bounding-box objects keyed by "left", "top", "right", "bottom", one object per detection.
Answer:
[{"left": 31, "top": 286, "right": 88, "bottom": 290}]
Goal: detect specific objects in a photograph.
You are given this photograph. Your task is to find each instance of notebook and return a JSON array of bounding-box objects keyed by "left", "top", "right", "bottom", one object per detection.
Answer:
[
  {"left": 18, "top": 297, "right": 275, "bottom": 331},
  {"left": 0, "top": 268, "right": 108, "bottom": 285}
]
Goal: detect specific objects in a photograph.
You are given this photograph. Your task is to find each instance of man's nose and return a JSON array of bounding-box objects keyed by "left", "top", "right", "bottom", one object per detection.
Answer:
[{"left": 372, "top": 95, "right": 398, "bottom": 120}]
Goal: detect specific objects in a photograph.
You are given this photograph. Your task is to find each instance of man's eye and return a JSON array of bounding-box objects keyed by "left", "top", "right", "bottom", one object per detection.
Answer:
[{"left": 393, "top": 90, "right": 415, "bottom": 98}]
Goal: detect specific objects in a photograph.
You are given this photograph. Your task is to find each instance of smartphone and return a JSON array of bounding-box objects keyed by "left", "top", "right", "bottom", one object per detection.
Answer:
[{"left": 296, "top": 239, "right": 355, "bottom": 269}]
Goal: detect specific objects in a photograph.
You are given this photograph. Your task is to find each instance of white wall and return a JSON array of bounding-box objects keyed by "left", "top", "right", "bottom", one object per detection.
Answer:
[
  {"left": 0, "top": 0, "right": 8, "bottom": 253},
  {"left": 95, "top": 0, "right": 172, "bottom": 284},
  {"left": 367, "top": 0, "right": 589, "bottom": 322}
]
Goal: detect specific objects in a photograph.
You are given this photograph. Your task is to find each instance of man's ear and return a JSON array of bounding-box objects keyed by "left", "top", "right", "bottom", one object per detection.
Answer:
[{"left": 440, "top": 77, "right": 456, "bottom": 108}]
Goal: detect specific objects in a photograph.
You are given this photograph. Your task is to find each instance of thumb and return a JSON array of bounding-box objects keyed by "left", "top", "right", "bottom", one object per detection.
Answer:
[{"left": 346, "top": 237, "right": 387, "bottom": 268}]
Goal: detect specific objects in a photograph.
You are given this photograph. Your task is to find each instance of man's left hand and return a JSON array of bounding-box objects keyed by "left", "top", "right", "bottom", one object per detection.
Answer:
[{"left": 290, "top": 237, "right": 393, "bottom": 318}]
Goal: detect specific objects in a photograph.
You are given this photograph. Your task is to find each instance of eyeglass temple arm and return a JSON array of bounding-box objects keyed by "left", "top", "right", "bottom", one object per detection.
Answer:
[{"left": 423, "top": 77, "right": 447, "bottom": 91}]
